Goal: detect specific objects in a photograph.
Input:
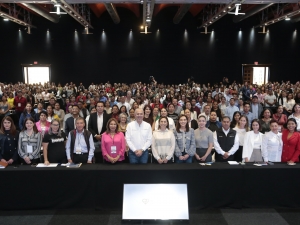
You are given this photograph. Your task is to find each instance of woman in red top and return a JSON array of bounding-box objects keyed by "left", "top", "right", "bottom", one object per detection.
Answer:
[
  {"left": 273, "top": 105, "right": 288, "bottom": 132},
  {"left": 281, "top": 118, "right": 300, "bottom": 163}
]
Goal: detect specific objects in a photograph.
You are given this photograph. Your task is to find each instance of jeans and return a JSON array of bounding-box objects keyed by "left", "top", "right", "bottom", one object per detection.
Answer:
[
  {"left": 175, "top": 154, "right": 193, "bottom": 163},
  {"left": 128, "top": 150, "right": 148, "bottom": 164}
]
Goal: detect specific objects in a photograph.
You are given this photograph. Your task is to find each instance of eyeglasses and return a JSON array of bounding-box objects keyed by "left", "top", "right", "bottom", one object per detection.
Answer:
[{"left": 51, "top": 124, "right": 59, "bottom": 126}]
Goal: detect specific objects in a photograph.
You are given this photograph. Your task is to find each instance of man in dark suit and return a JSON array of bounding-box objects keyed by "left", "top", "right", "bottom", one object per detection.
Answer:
[
  {"left": 88, "top": 101, "right": 110, "bottom": 163},
  {"left": 250, "top": 96, "right": 263, "bottom": 120},
  {"left": 65, "top": 105, "right": 81, "bottom": 136}
]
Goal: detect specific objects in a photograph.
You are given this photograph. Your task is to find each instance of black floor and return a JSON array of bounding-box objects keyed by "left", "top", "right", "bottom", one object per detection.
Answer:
[{"left": 1, "top": 208, "right": 300, "bottom": 225}]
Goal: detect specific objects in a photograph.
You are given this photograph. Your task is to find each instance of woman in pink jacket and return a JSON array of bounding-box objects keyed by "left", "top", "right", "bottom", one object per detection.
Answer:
[{"left": 101, "top": 118, "right": 126, "bottom": 164}]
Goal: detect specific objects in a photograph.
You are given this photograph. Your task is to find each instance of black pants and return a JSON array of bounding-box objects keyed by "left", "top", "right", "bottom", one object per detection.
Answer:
[
  {"left": 72, "top": 153, "right": 88, "bottom": 163},
  {"left": 234, "top": 146, "right": 243, "bottom": 162}
]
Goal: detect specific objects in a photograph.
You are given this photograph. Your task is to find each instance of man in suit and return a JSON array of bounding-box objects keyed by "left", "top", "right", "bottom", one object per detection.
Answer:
[
  {"left": 65, "top": 105, "right": 80, "bottom": 136},
  {"left": 88, "top": 101, "right": 110, "bottom": 163},
  {"left": 250, "top": 96, "right": 263, "bottom": 119}
]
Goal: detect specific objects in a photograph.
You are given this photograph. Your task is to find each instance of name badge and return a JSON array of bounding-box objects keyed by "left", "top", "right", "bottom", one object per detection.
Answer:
[
  {"left": 18, "top": 103, "right": 21, "bottom": 107},
  {"left": 111, "top": 146, "right": 117, "bottom": 154},
  {"left": 76, "top": 147, "right": 82, "bottom": 154},
  {"left": 250, "top": 94, "right": 252, "bottom": 98},
  {"left": 27, "top": 145, "right": 33, "bottom": 154}
]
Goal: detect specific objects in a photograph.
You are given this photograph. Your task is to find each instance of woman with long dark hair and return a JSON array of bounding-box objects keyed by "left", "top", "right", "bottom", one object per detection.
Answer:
[
  {"left": 0, "top": 116, "right": 19, "bottom": 165},
  {"left": 281, "top": 118, "right": 300, "bottom": 163},
  {"left": 19, "top": 103, "right": 36, "bottom": 130},
  {"left": 173, "top": 115, "right": 196, "bottom": 163}
]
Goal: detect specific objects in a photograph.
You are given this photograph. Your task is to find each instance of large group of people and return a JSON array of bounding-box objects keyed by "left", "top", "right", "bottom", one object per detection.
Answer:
[{"left": 0, "top": 78, "right": 300, "bottom": 165}]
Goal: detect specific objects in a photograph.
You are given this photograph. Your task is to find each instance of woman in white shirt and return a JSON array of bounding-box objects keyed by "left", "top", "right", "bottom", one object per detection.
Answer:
[
  {"left": 243, "top": 119, "right": 264, "bottom": 162},
  {"left": 284, "top": 93, "right": 296, "bottom": 115},
  {"left": 262, "top": 120, "right": 283, "bottom": 162},
  {"left": 152, "top": 116, "right": 175, "bottom": 164},
  {"left": 233, "top": 115, "right": 249, "bottom": 162}
]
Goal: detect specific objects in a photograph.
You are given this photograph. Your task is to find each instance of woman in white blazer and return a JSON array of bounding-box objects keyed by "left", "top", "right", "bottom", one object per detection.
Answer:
[
  {"left": 261, "top": 120, "right": 283, "bottom": 162},
  {"left": 243, "top": 119, "right": 264, "bottom": 162}
]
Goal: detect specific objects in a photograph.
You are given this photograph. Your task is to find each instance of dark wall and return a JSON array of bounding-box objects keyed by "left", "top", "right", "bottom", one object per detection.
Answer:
[{"left": 0, "top": 6, "right": 299, "bottom": 86}]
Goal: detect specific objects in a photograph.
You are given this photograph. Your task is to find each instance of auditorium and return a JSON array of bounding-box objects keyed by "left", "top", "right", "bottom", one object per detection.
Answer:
[{"left": 0, "top": 0, "right": 300, "bottom": 224}]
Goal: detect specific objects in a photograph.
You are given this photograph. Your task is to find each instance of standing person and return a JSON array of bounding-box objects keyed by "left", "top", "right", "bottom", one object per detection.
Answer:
[
  {"left": 225, "top": 98, "right": 239, "bottom": 121},
  {"left": 126, "top": 108, "right": 152, "bottom": 164},
  {"left": 272, "top": 105, "right": 288, "bottom": 132},
  {"left": 14, "top": 90, "right": 27, "bottom": 121},
  {"left": 194, "top": 115, "right": 213, "bottom": 163},
  {"left": 0, "top": 116, "right": 19, "bottom": 165},
  {"left": 88, "top": 101, "right": 110, "bottom": 163},
  {"left": 230, "top": 111, "right": 241, "bottom": 129},
  {"left": 243, "top": 119, "right": 264, "bottom": 162},
  {"left": 66, "top": 117, "right": 95, "bottom": 164},
  {"left": 213, "top": 116, "right": 239, "bottom": 162},
  {"left": 154, "top": 108, "right": 175, "bottom": 131},
  {"left": 143, "top": 105, "right": 154, "bottom": 126},
  {"left": 281, "top": 118, "right": 300, "bottom": 163},
  {"left": 206, "top": 111, "right": 222, "bottom": 132},
  {"left": 152, "top": 116, "right": 175, "bottom": 164},
  {"left": 261, "top": 120, "right": 283, "bottom": 162},
  {"left": 233, "top": 115, "right": 249, "bottom": 162},
  {"left": 35, "top": 111, "right": 51, "bottom": 138},
  {"left": 184, "top": 108, "right": 198, "bottom": 130},
  {"left": 283, "top": 93, "right": 295, "bottom": 116},
  {"left": 46, "top": 105, "right": 59, "bottom": 122},
  {"left": 250, "top": 96, "right": 263, "bottom": 120},
  {"left": 101, "top": 118, "right": 126, "bottom": 164},
  {"left": 167, "top": 103, "right": 179, "bottom": 125},
  {"left": 211, "top": 101, "right": 222, "bottom": 121},
  {"left": 0, "top": 95, "right": 10, "bottom": 120},
  {"left": 42, "top": 119, "right": 67, "bottom": 165},
  {"left": 77, "top": 100, "right": 89, "bottom": 119},
  {"left": 65, "top": 105, "right": 80, "bottom": 136},
  {"left": 54, "top": 102, "right": 65, "bottom": 129},
  {"left": 259, "top": 108, "right": 273, "bottom": 134},
  {"left": 173, "top": 115, "right": 196, "bottom": 163},
  {"left": 264, "top": 88, "right": 277, "bottom": 113},
  {"left": 241, "top": 102, "right": 254, "bottom": 127},
  {"left": 288, "top": 103, "right": 300, "bottom": 132},
  {"left": 19, "top": 103, "right": 36, "bottom": 130},
  {"left": 18, "top": 117, "right": 42, "bottom": 165}
]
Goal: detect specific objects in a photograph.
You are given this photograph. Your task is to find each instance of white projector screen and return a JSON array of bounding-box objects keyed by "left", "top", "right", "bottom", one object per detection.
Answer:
[
  {"left": 23, "top": 67, "right": 50, "bottom": 84},
  {"left": 122, "top": 184, "right": 189, "bottom": 220}
]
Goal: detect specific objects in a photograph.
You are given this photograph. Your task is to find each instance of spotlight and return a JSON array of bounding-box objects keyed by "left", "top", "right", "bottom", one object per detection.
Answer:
[{"left": 141, "top": 25, "right": 144, "bottom": 29}]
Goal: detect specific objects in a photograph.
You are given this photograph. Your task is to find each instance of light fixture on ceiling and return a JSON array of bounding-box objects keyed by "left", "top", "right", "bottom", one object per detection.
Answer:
[
  {"left": 228, "top": 3, "right": 245, "bottom": 15},
  {"left": 50, "top": 3, "right": 67, "bottom": 15},
  {"left": 3, "top": 18, "right": 9, "bottom": 21},
  {"left": 285, "top": 16, "right": 290, "bottom": 20}
]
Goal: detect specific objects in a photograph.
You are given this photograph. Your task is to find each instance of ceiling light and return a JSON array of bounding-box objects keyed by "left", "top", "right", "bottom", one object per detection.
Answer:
[
  {"left": 146, "top": 19, "right": 151, "bottom": 22},
  {"left": 3, "top": 18, "right": 9, "bottom": 21},
  {"left": 285, "top": 17, "right": 290, "bottom": 20},
  {"left": 223, "top": 10, "right": 226, "bottom": 12},
  {"left": 228, "top": 6, "right": 231, "bottom": 9}
]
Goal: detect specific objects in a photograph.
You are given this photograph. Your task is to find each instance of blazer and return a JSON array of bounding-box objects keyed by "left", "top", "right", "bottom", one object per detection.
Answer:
[
  {"left": 242, "top": 131, "right": 263, "bottom": 160},
  {"left": 173, "top": 128, "right": 196, "bottom": 157},
  {"left": 88, "top": 112, "right": 110, "bottom": 142},
  {"left": 250, "top": 103, "right": 263, "bottom": 119},
  {"left": 65, "top": 116, "right": 77, "bottom": 136}
]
